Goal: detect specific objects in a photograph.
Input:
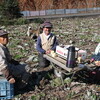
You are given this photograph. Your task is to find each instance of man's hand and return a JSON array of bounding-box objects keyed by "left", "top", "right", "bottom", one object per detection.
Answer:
[
  {"left": 46, "top": 50, "right": 51, "bottom": 54},
  {"left": 95, "top": 61, "right": 100, "bottom": 66},
  {"left": 9, "top": 78, "right": 15, "bottom": 84}
]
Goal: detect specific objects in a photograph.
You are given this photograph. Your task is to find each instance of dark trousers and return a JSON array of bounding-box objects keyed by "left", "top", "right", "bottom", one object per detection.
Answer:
[{"left": 38, "top": 53, "right": 50, "bottom": 67}]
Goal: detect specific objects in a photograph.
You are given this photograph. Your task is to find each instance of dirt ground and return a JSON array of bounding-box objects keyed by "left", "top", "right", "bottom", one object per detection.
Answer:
[{"left": 3, "top": 15, "right": 100, "bottom": 100}]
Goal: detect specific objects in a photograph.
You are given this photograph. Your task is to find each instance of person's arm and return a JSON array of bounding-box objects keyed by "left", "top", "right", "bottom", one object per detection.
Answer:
[
  {"left": 51, "top": 36, "right": 58, "bottom": 51},
  {"left": 0, "top": 55, "right": 15, "bottom": 83},
  {"left": 95, "top": 43, "right": 100, "bottom": 55},
  {"left": 1, "top": 67, "right": 15, "bottom": 83},
  {"left": 36, "top": 36, "right": 46, "bottom": 53}
]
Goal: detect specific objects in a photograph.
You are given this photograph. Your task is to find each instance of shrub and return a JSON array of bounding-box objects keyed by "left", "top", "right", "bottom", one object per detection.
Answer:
[
  {"left": 32, "top": 18, "right": 44, "bottom": 24},
  {"left": 0, "top": 0, "right": 22, "bottom": 19},
  {"left": 15, "top": 18, "right": 29, "bottom": 25},
  {"left": 0, "top": 17, "right": 29, "bottom": 26}
]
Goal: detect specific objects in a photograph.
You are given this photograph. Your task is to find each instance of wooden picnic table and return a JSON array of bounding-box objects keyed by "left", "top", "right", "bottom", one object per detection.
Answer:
[{"left": 43, "top": 54, "right": 95, "bottom": 73}]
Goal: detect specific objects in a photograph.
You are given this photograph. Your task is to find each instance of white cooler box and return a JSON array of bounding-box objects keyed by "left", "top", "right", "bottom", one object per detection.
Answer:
[{"left": 56, "top": 45, "right": 87, "bottom": 60}]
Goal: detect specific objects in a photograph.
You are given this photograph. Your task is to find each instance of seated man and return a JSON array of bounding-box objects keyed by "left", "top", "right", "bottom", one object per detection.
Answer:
[
  {"left": 91, "top": 43, "right": 100, "bottom": 66},
  {"left": 0, "top": 29, "right": 31, "bottom": 89},
  {"left": 36, "top": 21, "right": 58, "bottom": 68}
]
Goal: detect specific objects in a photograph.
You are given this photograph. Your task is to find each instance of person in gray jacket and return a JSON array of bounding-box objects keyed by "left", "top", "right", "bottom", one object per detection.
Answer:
[{"left": 0, "top": 29, "right": 31, "bottom": 89}]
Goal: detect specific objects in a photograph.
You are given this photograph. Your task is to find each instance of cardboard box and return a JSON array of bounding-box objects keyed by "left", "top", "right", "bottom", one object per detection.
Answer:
[{"left": 56, "top": 45, "right": 87, "bottom": 60}]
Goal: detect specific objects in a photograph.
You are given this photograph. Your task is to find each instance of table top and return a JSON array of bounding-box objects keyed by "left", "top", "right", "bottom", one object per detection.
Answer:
[{"left": 43, "top": 54, "right": 95, "bottom": 72}]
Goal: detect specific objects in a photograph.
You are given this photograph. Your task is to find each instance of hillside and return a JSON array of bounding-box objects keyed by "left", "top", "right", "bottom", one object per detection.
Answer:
[{"left": 18, "top": 0, "right": 100, "bottom": 11}]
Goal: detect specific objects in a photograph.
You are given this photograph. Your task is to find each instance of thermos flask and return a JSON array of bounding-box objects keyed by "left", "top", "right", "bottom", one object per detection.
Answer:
[{"left": 66, "top": 45, "right": 76, "bottom": 68}]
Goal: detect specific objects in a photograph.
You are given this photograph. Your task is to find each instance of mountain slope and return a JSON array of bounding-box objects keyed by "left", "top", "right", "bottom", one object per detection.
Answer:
[{"left": 18, "top": 0, "right": 99, "bottom": 11}]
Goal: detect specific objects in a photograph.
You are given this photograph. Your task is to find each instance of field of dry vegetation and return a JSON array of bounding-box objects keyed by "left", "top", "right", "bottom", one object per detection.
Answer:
[{"left": 1, "top": 15, "right": 100, "bottom": 100}]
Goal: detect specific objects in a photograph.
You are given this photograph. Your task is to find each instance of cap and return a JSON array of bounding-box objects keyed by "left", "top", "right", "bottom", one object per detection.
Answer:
[
  {"left": 41, "top": 21, "right": 53, "bottom": 28},
  {"left": 0, "top": 29, "right": 8, "bottom": 36}
]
